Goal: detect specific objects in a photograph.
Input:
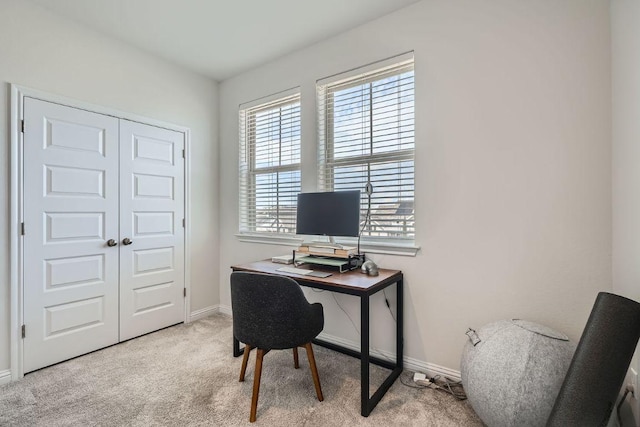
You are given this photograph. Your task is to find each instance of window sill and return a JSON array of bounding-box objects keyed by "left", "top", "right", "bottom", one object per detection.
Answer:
[
  {"left": 235, "top": 233, "right": 302, "bottom": 247},
  {"left": 235, "top": 233, "right": 420, "bottom": 257},
  {"left": 357, "top": 240, "right": 420, "bottom": 257}
]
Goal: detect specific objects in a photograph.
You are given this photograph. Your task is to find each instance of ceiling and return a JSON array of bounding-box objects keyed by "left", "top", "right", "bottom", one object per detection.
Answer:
[{"left": 27, "top": 0, "right": 421, "bottom": 81}]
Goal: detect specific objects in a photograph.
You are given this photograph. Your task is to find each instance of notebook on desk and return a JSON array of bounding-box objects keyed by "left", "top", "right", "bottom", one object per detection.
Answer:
[
  {"left": 271, "top": 254, "right": 294, "bottom": 264},
  {"left": 276, "top": 266, "right": 332, "bottom": 278},
  {"left": 272, "top": 254, "right": 310, "bottom": 264},
  {"left": 307, "top": 271, "right": 332, "bottom": 278}
]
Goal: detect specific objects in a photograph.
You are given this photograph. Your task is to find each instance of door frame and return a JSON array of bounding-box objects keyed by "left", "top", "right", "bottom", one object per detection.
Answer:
[{"left": 9, "top": 84, "right": 192, "bottom": 380}]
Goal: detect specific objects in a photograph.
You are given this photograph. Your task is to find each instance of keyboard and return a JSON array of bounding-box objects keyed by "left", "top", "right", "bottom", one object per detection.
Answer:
[{"left": 276, "top": 266, "right": 313, "bottom": 275}]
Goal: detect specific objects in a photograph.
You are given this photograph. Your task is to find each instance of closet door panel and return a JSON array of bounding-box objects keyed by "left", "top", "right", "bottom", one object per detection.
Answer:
[
  {"left": 119, "top": 120, "right": 185, "bottom": 341},
  {"left": 22, "top": 98, "right": 120, "bottom": 373}
]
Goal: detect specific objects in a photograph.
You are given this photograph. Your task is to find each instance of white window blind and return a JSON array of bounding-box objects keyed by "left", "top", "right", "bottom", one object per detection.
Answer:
[
  {"left": 317, "top": 55, "right": 415, "bottom": 241},
  {"left": 239, "top": 91, "right": 301, "bottom": 234}
]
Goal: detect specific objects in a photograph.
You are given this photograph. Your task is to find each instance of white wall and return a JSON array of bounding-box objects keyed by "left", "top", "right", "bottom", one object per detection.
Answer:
[
  {"left": 0, "top": 0, "right": 220, "bottom": 373},
  {"left": 219, "top": 0, "right": 611, "bottom": 371},
  {"left": 612, "top": 1, "right": 640, "bottom": 304},
  {"left": 612, "top": 0, "right": 640, "bottom": 424}
]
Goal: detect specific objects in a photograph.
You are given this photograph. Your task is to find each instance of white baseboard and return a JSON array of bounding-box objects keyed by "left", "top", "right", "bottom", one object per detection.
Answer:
[
  {"left": 404, "top": 355, "right": 462, "bottom": 382},
  {"left": 215, "top": 305, "right": 462, "bottom": 381},
  {"left": 2, "top": 307, "right": 459, "bottom": 386},
  {"left": 316, "top": 331, "right": 461, "bottom": 381},
  {"left": 0, "top": 369, "right": 12, "bottom": 386},
  {"left": 217, "top": 304, "right": 232, "bottom": 317},
  {"left": 189, "top": 305, "right": 221, "bottom": 322}
]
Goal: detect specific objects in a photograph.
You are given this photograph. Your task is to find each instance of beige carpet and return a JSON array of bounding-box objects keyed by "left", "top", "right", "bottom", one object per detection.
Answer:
[{"left": 0, "top": 314, "right": 483, "bottom": 426}]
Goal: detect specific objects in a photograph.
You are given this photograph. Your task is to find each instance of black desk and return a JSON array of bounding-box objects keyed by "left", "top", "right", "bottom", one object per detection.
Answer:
[{"left": 230, "top": 260, "right": 403, "bottom": 417}]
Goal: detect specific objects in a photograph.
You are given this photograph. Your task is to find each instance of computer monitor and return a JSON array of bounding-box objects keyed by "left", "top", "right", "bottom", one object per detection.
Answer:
[{"left": 296, "top": 190, "right": 361, "bottom": 244}]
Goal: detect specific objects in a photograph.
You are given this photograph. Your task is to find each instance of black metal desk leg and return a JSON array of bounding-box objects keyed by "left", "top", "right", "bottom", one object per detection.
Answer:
[
  {"left": 360, "top": 294, "right": 371, "bottom": 416},
  {"left": 397, "top": 279, "right": 404, "bottom": 369}
]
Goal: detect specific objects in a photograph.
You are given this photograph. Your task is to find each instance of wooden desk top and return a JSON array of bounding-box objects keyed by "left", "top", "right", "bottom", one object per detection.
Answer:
[{"left": 231, "top": 259, "right": 402, "bottom": 295}]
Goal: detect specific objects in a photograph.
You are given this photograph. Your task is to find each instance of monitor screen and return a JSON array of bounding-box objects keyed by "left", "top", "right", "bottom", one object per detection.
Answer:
[{"left": 296, "top": 191, "right": 361, "bottom": 238}]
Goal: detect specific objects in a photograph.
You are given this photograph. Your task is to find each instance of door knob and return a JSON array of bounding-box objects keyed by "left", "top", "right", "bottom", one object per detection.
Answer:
[
  {"left": 107, "top": 239, "right": 117, "bottom": 247},
  {"left": 122, "top": 237, "right": 133, "bottom": 245}
]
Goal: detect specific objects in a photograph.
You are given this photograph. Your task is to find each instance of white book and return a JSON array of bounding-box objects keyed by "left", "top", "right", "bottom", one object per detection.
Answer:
[
  {"left": 307, "top": 246, "right": 336, "bottom": 254},
  {"left": 271, "top": 254, "right": 294, "bottom": 264}
]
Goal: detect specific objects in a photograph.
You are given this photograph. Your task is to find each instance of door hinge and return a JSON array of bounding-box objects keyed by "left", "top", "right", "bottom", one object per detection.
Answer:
[
  {"left": 183, "top": 288, "right": 187, "bottom": 298},
  {"left": 182, "top": 149, "right": 185, "bottom": 159},
  {"left": 21, "top": 120, "right": 24, "bottom": 133},
  {"left": 21, "top": 325, "right": 25, "bottom": 339},
  {"left": 182, "top": 218, "right": 185, "bottom": 228},
  {"left": 20, "top": 222, "right": 24, "bottom": 235}
]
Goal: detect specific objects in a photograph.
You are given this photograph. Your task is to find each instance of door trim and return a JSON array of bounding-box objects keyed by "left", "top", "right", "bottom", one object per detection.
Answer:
[{"left": 9, "top": 84, "right": 192, "bottom": 380}]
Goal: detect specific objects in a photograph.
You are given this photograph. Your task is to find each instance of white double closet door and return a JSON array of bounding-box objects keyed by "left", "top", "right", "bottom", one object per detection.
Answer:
[{"left": 22, "top": 98, "right": 185, "bottom": 373}]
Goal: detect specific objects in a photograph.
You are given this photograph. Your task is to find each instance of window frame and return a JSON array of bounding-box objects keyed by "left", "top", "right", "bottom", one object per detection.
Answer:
[
  {"left": 235, "top": 55, "right": 420, "bottom": 256},
  {"left": 317, "top": 56, "right": 416, "bottom": 244},
  {"left": 238, "top": 91, "right": 301, "bottom": 237}
]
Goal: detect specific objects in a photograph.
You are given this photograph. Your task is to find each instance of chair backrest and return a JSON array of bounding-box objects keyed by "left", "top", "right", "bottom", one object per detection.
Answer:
[
  {"left": 230, "top": 271, "right": 322, "bottom": 350},
  {"left": 547, "top": 292, "right": 640, "bottom": 426}
]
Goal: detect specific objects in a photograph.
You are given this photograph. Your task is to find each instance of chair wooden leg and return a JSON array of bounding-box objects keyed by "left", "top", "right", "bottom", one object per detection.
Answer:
[
  {"left": 304, "top": 343, "right": 323, "bottom": 402},
  {"left": 293, "top": 347, "right": 299, "bottom": 369},
  {"left": 250, "top": 348, "right": 265, "bottom": 423},
  {"left": 239, "top": 344, "right": 252, "bottom": 382}
]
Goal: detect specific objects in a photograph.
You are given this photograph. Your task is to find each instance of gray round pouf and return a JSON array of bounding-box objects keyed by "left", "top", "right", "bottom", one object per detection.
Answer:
[{"left": 460, "top": 319, "right": 575, "bottom": 427}]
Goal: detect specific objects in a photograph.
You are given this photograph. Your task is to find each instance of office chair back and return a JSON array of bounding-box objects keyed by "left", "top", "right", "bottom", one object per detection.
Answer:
[
  {"left": 231, "top": 271, "right": 323, "bottom": 350},
  {"left": 230, "top": 271, "right": 324, "bottom": 422}
]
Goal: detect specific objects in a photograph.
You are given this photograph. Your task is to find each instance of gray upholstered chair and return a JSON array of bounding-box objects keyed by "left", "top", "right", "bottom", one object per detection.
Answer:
[{"left": 230, "top": 271, "right": 324, "bottom": 422}]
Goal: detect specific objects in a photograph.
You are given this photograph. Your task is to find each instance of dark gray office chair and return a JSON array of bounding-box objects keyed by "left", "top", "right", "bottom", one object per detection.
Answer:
[{"left": 230, "top": 271, "right": 324, "bottom": 422}]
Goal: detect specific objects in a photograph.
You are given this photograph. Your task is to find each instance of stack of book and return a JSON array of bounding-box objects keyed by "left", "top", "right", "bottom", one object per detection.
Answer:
[{"left": 297, "top": 245, "right": 357, "bottom": 259}]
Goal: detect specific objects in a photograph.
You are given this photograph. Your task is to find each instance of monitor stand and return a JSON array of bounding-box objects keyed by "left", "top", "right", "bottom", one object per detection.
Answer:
[{"left": 304, "top": 236, "right": 346, "bottom": 250}]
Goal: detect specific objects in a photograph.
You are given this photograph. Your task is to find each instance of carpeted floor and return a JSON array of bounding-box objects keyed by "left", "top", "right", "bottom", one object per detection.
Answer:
[{"left": 0, "top": 314, "right": 483, "bottom": 426}]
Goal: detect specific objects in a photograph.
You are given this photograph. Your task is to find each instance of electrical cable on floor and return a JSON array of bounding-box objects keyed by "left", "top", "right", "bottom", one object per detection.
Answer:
[
  {"left": 400, "top": 371, "right": 468, "bottom": 401},
  {"left": 428, "top": 374, "right": 467, "bottom": 400},
  {"left": 400, "top": 371, "right": 430, "bottom": 389}
]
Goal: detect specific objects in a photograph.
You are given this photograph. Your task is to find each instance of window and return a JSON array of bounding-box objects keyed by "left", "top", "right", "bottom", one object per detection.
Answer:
[
  {"left": 239, "top": 91, "right": 301, "bottom": 234},
  {"left": 317, "top": 55, "right": 415, "bottom": 241}
]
